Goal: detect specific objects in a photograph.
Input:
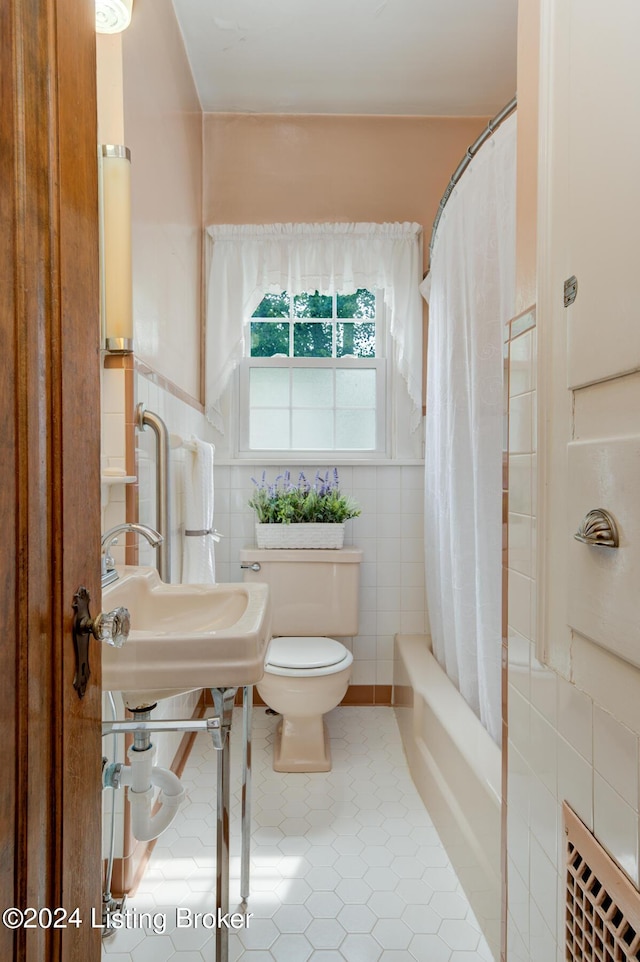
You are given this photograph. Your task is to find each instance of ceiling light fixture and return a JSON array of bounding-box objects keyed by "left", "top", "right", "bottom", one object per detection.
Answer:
[{"left": 95, "top": 0, "right": 133, "bottom": 34}]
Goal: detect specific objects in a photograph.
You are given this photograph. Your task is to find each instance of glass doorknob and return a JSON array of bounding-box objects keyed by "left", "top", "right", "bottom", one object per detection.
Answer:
[{"left": 93, "top": 607, "right": 130, "bottom": 648}]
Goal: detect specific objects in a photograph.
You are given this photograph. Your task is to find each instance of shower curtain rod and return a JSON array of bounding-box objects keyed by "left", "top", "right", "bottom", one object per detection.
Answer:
[{"left": 427, "top": 95, "right": 517, "bottom": 270}]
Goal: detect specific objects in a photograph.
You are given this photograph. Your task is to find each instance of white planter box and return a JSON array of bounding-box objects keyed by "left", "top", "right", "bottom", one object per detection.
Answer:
[{"left": 255, "top": 522, "right": 345, "bottom": 549}]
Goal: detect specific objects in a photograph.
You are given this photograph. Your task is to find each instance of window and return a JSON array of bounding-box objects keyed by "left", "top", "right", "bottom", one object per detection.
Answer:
[
  {"left": 238, "top": 289, "right": 386, "bottom": 456},
  {"left": 205, "top": 222, "right": 424, "bottom": 456}
]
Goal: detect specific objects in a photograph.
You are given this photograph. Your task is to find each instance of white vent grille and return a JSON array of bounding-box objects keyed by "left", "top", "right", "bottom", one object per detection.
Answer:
[{"left": 565, "top": 802, "right": 640, "bottom": 961}]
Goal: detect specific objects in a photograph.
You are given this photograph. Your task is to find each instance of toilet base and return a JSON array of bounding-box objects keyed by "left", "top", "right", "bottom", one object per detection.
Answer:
[{"left": 273, "top": 715, "right": 331, "bottom": 773}]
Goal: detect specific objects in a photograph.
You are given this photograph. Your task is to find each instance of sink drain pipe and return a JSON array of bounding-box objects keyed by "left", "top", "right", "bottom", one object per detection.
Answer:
[{"left": 103, "top": 744, "right": 185, "bottom": 842}]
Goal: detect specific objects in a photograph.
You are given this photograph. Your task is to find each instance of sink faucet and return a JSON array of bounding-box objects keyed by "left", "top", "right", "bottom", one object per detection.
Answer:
[{"left": 101, "top": 523, "right": 164, "bottom": 588}]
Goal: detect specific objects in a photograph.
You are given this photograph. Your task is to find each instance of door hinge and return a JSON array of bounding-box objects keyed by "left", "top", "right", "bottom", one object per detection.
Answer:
[{"left": 564, "top": 275, "right": 578, "bottom": 307}]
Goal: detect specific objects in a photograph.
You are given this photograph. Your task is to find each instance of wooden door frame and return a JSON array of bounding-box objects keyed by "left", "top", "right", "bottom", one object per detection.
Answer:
[{"left": 1, "top": 0, "right": 103, "bottom": 959}]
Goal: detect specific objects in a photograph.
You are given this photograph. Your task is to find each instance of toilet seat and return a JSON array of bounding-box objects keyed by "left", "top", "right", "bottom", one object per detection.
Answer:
[{"left": 264, "top": 636, "right": 353, "bottom": 677}]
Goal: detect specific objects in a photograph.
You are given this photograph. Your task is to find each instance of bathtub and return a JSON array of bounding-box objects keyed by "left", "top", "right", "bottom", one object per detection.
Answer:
[{"left": 394, "top": 634, "right": 501, "bottom": 959}]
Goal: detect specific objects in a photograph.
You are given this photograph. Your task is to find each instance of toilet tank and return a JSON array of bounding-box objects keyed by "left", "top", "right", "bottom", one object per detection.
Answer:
[{"left": 240, "top": 547, "right": 362, "bottom": 637}]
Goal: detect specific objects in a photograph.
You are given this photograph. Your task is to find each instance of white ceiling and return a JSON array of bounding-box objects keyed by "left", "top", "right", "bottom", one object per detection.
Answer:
[{"left": 171, "top": 0, "right": 518, "bottom": 116}]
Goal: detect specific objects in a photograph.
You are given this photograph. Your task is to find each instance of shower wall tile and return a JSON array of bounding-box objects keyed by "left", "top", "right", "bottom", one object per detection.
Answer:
[
  {"left": 508, "top": 629, "right": 531, "bottom": 699},
  {"left": 508, "top": 569, "right": 532, "bottom": 640},
  {"left": 529, "top": 653, "right": 556, "bottom": 724},
  {"left": 529, "top": 837, "right": 557, "bottom": 940},
  {"left": 508, "top": 512, "right": 533, "bottom": 577},
  {"left": 593, "top": 707, "right": 639, "bottom": 809},
  {"left": 593, "top": 774, "right": 639, "bottom": 885},
  {"left": 508, "top": 392, "right": 533, "bottom": 455},
  {"left": 509, "top": 329, "right": 534, "bottom": 397},
  {"left": 528, "top": 901, "right": 556, "bottom": 962},
  {"left": 400, "top": 609, "right": 427, "bottom": 635},
  {"left": 508, "top": 685, "right": 530, "bottom": 762},
  {"left": 529, "top": 707, "right": 557, "bottom": 795},
  {"left": 507, "top": 860, "right": 530, "bottom": 952},
  {"left": 528, "top": 774, "right": 558, "bottom": 865},
  {"left": 556, "top": 676, "right": 593, "bottom": 763},
  {"left": 557, "top": 736, "right": 592, "bottom": 830},
  {"left": 507, "top": 321, "right": 640, "bottom": 958}
]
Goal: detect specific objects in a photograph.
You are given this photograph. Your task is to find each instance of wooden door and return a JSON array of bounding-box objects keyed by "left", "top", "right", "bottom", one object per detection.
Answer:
[{"left": 0, "top": 0, "right": 102, "bottom": 959}]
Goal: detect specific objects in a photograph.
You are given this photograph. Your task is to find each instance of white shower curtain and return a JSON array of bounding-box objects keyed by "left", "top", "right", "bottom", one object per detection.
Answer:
[{"left": 422, "top": 113, "right": 516, "bottom": 744}]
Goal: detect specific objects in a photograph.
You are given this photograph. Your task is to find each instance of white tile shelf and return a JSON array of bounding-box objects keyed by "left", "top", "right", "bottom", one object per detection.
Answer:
[{"left": 101, "top": 474, "right": 137, "bottom": 485}]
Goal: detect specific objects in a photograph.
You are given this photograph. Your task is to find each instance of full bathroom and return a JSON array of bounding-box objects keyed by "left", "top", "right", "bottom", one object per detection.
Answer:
[
  {"left": 86, "top": 1, "right": 640, "bottom": 961},
  {"left": 98, "top": 4, "right": 515, "bottom": 962}
]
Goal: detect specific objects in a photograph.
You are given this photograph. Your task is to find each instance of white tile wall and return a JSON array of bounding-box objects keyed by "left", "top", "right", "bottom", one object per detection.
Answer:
[
  {"left": 101, "top": 367, "right": 130, "bottom": 559},
  {"left": 130, "top": 373, "right": 428, "bottom": 690},
  {"left": 135, "top": 374, "right": 216, "bottom": 584},
  {"left": 214, "top": 462, "right": 428, "bottom": 687},
  {"left": 507, "top": 326, "right": 640, "bottom": 962}
]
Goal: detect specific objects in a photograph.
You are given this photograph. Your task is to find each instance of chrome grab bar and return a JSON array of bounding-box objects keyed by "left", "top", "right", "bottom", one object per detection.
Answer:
[{"left": 136, "top": 403, "right": 172, "bottom": 581}]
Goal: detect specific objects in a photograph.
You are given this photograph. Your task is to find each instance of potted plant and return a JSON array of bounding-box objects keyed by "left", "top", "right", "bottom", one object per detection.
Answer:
[{"left": 248, "top": 469, "right": 361, "bottom": 548}]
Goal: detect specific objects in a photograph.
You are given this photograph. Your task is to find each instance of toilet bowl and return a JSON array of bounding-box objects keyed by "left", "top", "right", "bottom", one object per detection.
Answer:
[
  {"left": 257, "top": 636, "right": 353, "bottom": 772},
  {"left": 240, "top": 547, "right": 362, "bottom": 773}
]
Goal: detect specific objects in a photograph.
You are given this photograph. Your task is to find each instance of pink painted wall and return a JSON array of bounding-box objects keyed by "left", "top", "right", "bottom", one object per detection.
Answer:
[
  {"left": 122, "top": 0, "right": 203, "bottom": 400},
  {"left": 515, "top": 0, "right": 540, "bottom": 314},
  {"left": 203, "top": 113, "right": 488, "bottom": 274}
]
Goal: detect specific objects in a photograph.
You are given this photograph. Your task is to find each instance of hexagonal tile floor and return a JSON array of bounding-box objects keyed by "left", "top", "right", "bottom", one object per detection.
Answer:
[{"left": 102, "top": 706, "right": 493, "bottom": 961}]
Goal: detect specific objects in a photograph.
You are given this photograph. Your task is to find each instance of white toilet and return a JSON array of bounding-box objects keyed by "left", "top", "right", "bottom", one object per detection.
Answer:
[{"left": 240, "top": 547, "right": 362, "bottom": 772}]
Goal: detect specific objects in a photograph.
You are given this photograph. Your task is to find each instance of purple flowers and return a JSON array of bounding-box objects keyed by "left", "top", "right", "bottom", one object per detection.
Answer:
[{"left": 248, "top": 469, "right": 360, "bottom": 525}]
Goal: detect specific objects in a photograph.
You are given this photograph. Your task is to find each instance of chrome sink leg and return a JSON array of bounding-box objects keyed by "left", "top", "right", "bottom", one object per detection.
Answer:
[
  {"left": 210, "top": 687, "right": 237, "bottom": 962},
  {"left": 240, "top": 685, "right": 253, "bottom": 903}
]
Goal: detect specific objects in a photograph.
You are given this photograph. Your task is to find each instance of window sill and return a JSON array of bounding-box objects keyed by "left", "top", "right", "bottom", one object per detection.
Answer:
[{"left": 215, "top": 457, "right": 425, "bottom": 467}]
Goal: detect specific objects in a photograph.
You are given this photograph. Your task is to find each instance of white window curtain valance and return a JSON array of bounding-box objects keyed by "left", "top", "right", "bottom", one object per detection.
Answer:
[{"left": 204, "top": 221, "right": 424, "bottom": 433}]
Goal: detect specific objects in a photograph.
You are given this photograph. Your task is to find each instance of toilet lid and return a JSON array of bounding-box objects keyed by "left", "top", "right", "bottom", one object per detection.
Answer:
[{"left": 266, "top": 636, "right": 349, "bottom": 671}]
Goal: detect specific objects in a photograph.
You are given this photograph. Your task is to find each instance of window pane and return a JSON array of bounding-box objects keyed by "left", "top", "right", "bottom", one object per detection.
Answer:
[
  {"left": 336, "top": 322, "right": 376, "bottom": 357},
  {"left": 293, "top": 322, "right": 332, "bottom": 357},
  {"left": 336, "top": 368, "right": 377, "bottom": 407},
  {"left": 293, "top": 291, "right": 332, "bottom": 318},
  {"left": 337, "top": 289, "right": 376, "bottom": 318},
  {"left": 249, "top": 367, "right": 290, "bottom": 407},
  {"left": 336, "top": 409, "right": 376, "bottom": 449},
  {"left": 250, "top": 409, "right": 290, "bottom": 449},
  {"left": 250, "top": 321, "right": 290, "bottom": 357},
  {"left": 292, "top": 368, "right": 333, "bottom": 407},
  {"left": 292, "top": 410, "right": 334, "bottom": 449},
  {"left": 252, "top": 292, "right": 289, "bottom": 317}
]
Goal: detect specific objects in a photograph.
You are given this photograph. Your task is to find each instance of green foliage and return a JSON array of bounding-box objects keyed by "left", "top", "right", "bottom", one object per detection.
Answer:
[
  {"left": 250, "top": 321, "right": 289, "bottom": 356},
  {"left": 248, "top": 469, "right": 361, "bottom": 525},
  {"left": 250, "top": 290, "right": 376, "bottom": 358},
  {"left": 336, "top": 322, "right": 375, "bottom": 357},
  {"left": 252, "top": 293, "right": 289, "bottom": 317},
  {"left": 293, "top": 322, "right": 332, "bottom": 357},
  {"left": 337, "top": 290, "right": 375, "bottom": 318},
  {"left": 293, "top": 292, "right": 332, "bottom": 318}
]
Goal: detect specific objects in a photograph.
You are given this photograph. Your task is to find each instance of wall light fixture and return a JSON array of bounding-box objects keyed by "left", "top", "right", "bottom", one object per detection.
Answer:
[{"left": 100, "top": 145, "right": 133, "bottom": 354}]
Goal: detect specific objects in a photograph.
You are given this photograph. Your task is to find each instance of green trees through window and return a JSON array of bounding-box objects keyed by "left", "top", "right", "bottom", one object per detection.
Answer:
[{"left": 250, "top": 289, "right": 376, "bottom": 359}]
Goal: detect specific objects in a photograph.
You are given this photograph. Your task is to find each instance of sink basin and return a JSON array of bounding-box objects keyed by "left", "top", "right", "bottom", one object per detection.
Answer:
[{"left": 101, "top": 566, "right": 271, "bottom": 707}]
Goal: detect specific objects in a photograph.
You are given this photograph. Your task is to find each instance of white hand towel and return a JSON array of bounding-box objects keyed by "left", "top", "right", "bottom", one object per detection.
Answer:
[{"left": 182, "top": 437, "right": 216, "bottom": 584}]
